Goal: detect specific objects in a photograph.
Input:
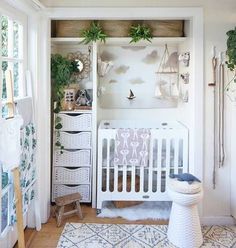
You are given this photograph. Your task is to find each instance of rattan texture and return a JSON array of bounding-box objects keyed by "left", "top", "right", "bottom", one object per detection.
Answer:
[
  {"left": 58, "top": 114, "right": 92, "bottom": 131},
  {"left": 57, "top": 132, "right": 91, "bottom": 149},
  {"left": 54, "top": 149, "right": 91, "bottom": 167},
  {"left": 53, "top": 184, "right": 90, "bottom": 202},
  {"left": 54, "top": 167, "right": 90, "bottom": 184}
]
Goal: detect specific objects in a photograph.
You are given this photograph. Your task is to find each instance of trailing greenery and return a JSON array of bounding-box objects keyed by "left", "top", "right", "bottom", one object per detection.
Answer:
[
  {"left": 129, "top": 24, "right": 153, "bottom": 43},
  {"left": 51, "top": 54, "right": 73, "bottom": 112},
  {"left": 55, "top": 116, "right": 64, "bottom": 154},
  {"left": 225, "top": 27, "right": 236, "bottom": 90},
  {"left": 81, "top": 21, "right": 107, "bottom": 44}
]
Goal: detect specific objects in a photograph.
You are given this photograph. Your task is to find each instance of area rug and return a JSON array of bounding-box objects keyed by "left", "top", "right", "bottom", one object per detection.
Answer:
[
  {"left": 57, "top": 223, "right": 236, "bottom": 248},
  {"left": 97, "top": 201, "right": 171, "bottom": 221}
]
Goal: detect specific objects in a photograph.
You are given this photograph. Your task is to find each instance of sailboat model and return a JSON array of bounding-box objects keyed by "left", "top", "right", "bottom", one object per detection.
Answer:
[{"left": 127, "top": 89, "right": 136, "bottom": 100}]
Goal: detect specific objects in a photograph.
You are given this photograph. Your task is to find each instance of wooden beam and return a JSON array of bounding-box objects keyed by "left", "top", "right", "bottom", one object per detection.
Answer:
[
  {"left": 12, "top": 168, "right": 26, "bottom": 248},
  {"left": 5, "top": 70, "right": 14, "bottom": 118},
  {"left": 5, "top": 70, "right": 25, "bottom": 248}
]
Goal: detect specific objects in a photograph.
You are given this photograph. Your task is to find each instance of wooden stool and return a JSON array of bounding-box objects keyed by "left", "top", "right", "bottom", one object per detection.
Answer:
[{"left": 54, "top": 193, "right": 83, "bottom": 227}]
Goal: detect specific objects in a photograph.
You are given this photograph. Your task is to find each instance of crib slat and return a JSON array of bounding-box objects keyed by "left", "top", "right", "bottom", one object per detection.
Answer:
[
  {"left": 123, "top": 165, "right": 127, "bottom": 192},
  {"left": 165, "top": 137, "right": 171, "bottom": 193},
  {"left": 140, "top": 166, "right": 144, "bottom": 193},
  {"left": 174, "top": 138, "right": 179, "bottom": 174},
  {"left": 148, "top": 135, "right": 154, "bottom": 193},
  {"left": 106, "top": 139, "right": 110, "bottom": 192},
  {"left": 114, "top": 158, "right": 118, "bottom": 193},
  {"left": 183, "top": 135, "right": 188, "bottom": 173},
  {"left": 131, "top": 164, "right": 136, "bottom": 192},
  {"left": 97, "top": 137, "right": 103, "bottom": 192},
  {"left": 166, "top": 138, "right": 171, "bottom": 178},
  {"left": 157, "top": 138, "right": 162, "bottom": 193}
]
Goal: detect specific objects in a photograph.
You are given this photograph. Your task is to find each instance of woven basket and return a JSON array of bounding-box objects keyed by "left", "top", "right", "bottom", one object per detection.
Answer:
[
  {"left": 54, "top": 167, "right": 90, "bottom": 184},
  {"left": 53, "top": 184, "right": 90, "bottom": 202},
  {"left": 57, "top": 131, "right": 91, "bottom": 149},
  {"left": 57, "top": 113, "right": 92, "bottom": 131},
  {"left": 54, "top": 149, "right": 91, "bottom": 167}
]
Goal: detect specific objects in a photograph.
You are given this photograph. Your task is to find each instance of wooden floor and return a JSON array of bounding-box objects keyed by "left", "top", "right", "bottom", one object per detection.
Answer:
[{"left": 16, "top": 204, "right": 168, "bottom": 248}]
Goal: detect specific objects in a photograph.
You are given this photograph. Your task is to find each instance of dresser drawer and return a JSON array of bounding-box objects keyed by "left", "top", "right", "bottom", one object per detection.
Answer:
[
  {"left": 53, "top": 184, "right": 91, "bottom": 202},
  {"left": 54, "top": 167, "right": 90, "bottom": 184},
  {"left": 54, "top": 149, "right": 91, "bottom": 167},
  {"left": 56, "top": 131, "right": 91, "bottom": 149},
  {"left": 56, "top": 113, "right": 92, "bottom": 131}
]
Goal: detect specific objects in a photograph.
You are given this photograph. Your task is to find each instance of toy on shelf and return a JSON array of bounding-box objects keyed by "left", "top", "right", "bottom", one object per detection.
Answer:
[{"left": 75, "top": 89, "right": 92, "bottom": 110}]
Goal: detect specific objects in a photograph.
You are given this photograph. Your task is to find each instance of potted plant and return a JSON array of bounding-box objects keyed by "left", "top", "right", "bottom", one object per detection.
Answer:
[
  {"left": 51, "top": 54, "right": 73, "bottom": 112},
  {"left": 129, "top": 24, "right": 153, "bottom": 43},
  {"left": 81, "top": 21, "right": 107, "bottom": 44},
  {"left": 225, "top": 27, "right": 236, "bottom": 91}
]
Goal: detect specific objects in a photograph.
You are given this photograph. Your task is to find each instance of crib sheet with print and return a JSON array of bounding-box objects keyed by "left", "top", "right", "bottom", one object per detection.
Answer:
[{"left": 97, "top": 120, "right": 189, "bottom": 211}]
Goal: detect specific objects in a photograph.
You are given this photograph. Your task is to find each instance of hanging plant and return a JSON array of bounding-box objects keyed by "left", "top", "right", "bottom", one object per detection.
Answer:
[
  {"left": 51, "top": 54, "right": 73, "bottom": 112},
  {"left": 81, "top": 21, "right": 107, "bottom": 44},
  {"left": 225, "top": 27, "right": 236, "bottom": 91},
  {"left": 129, "top": 24, "right": 153, "bottom": 43},
  {"left": 54, "top": 116, "right": 64, "bottom": 154}
]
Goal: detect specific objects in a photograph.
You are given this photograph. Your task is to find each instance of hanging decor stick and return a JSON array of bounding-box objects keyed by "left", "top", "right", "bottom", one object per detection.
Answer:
[
  {"left": 208, "top": 46, "right": 217, "bottom": 189},
  {"left": 218, "top": 52, "right": 225, "bottom": 168},
  {"left": 6, "top": 70, "right": 26, "bottom": 248}
]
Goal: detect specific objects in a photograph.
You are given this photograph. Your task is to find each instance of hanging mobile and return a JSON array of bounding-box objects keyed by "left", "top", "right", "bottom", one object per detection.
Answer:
[
  {"left": 127, "top": 89, "right": 136, "bottom": 100},
  {"left": 156, "top": 44, "right": 179, "bottom": 99}
]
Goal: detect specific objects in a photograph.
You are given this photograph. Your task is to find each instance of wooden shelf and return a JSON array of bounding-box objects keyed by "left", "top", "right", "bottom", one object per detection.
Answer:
[
  {"left": 101, "top": 37, "right": 187, "bottom": 46},
  {"left": 60, "top": 109, "right": 92, "bottom": 114},
  {"left": 51, "top": 37, "right": 186, "bottom": 46},
  {"left": 51, "top": 37, "right": 87, "bottom": 45}
]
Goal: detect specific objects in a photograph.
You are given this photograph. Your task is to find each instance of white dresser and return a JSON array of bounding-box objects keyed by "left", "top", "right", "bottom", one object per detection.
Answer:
[{"left": 52, "top": 110, "right": 92, "bottom": 203}]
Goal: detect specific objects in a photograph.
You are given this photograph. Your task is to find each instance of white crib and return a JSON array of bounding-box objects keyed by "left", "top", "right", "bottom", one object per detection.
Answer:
[{"left": 97, "top": 120, "right": 189, "bottom": 212}]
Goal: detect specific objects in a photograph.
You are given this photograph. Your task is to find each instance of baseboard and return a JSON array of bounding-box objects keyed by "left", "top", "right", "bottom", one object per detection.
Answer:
[{"left": 201, "top": 216, "right": 236, "bottom": 226}]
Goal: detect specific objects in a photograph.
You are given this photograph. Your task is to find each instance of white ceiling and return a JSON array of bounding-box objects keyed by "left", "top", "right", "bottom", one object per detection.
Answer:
[
  {"left": 38, "top": 0, "right": 236, "bottom": 8},
  {"left": 38, "top": 0, "right": 202, "bottom": 8}
]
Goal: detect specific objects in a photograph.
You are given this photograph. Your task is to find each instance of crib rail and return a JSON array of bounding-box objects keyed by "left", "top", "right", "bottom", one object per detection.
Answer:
[{"left": 97, "top": 122, "right": 189, "bottom": 210}]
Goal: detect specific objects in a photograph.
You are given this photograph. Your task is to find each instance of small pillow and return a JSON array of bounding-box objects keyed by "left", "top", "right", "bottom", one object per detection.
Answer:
[{"left": 168, "top": 178, "right": 202, "bottom": 194}]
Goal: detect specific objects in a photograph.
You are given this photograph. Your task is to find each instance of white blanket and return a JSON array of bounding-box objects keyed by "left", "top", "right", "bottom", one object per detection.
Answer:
[{"left": 0, "top": 115, "right": 23, "bottom": 171}]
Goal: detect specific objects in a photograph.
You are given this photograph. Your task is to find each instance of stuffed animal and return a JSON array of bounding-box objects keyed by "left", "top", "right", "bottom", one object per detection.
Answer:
[
  {"left": 169, "top": 173, "right": 201, "bottom": 184},
  {"left": 178, "top": 52, "right": 190, "bottom": 67},
  {"left": 75, "top": 89, "right": 91, "bottom": 106}
]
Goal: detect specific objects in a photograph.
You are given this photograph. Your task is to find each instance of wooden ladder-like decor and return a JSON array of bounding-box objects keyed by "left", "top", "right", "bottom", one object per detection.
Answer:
[{"left": 5, "top": 70, "right": 26, "bottom": 248}]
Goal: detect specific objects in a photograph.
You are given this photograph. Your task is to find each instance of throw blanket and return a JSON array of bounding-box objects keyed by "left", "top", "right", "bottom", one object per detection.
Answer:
[
  {"left": 114, "top": 128, "right": 151, "bottom": 166},
  {"left": 0, "top": 115, "right": 23, "bottom": 171},
  {"left": 11, "top": 123, "right": 37, "bottom": 223}
]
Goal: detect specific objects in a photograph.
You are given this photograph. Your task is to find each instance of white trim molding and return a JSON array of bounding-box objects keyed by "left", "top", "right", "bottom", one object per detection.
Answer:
[{"left": 201, "top": 216, "right": 236, "bottom": 226}]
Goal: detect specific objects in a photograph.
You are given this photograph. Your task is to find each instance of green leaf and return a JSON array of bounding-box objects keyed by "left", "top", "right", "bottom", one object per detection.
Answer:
[
  {"left": 81, "top": 21, "right": 107, "bottom": 44},
  {"left": 55, "top": 116, "right": 62, "bottom": 123},
  {"left": 129, "top": 24, "right": 153, "bottom": 43},
  {"left": 55, "top": 141, "right": 61, "bottom": 147},
  {"left": 55, "top": 123, "right": 63, "bottom": 130}
]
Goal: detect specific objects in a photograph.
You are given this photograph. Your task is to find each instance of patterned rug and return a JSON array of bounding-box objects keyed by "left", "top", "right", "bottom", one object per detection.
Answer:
[{"left": 57, "top": 223, "right": 236, "bottom": 248}]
